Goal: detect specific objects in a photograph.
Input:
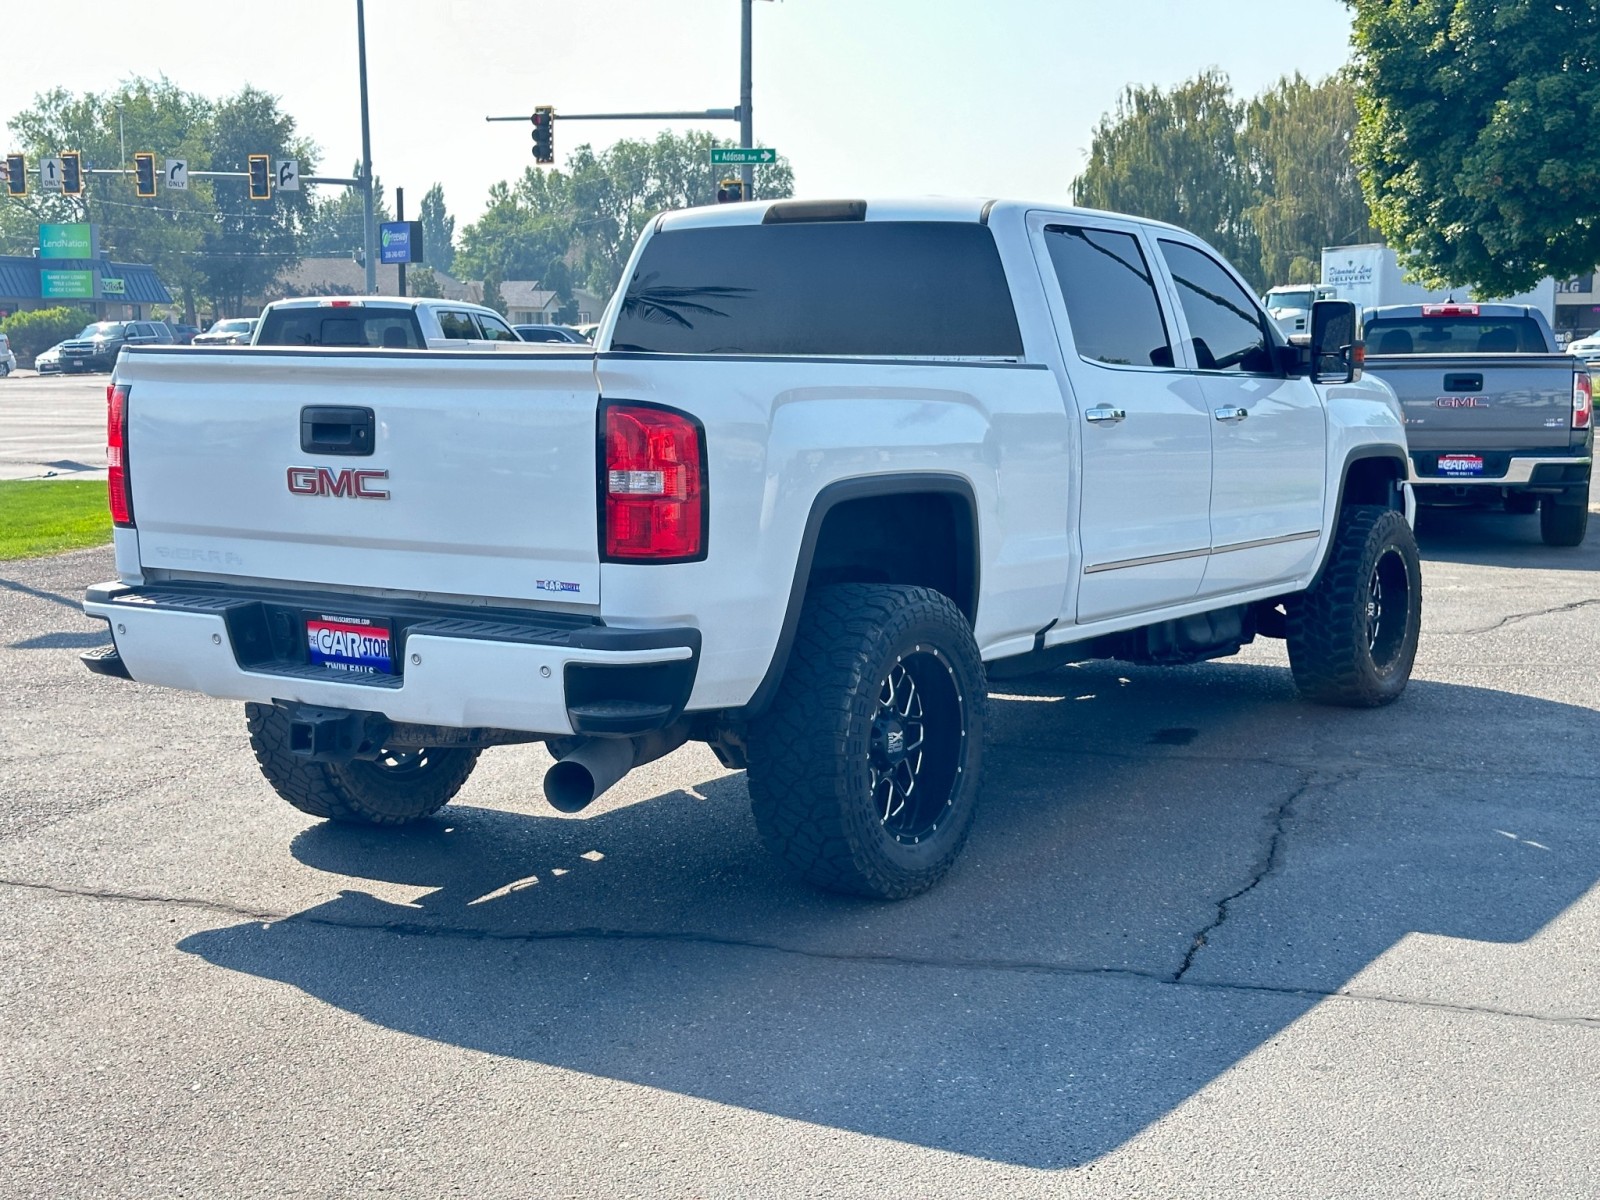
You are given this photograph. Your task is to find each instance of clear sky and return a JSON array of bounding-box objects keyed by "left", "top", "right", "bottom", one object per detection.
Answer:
[{"left": 0, "top": 0, "right": 1358, "bottom": 224}]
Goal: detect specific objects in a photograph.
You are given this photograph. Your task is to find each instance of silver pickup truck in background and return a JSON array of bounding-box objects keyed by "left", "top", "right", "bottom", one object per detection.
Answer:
[{"left": 1361, "top": 302, "right": 1593, "bottom": 545}]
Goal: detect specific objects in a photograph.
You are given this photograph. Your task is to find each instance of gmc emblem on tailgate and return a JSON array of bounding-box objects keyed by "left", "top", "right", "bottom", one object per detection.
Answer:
[
  {"left": 286, "top": 466, "right": 390, "bottom": 500},
  {"left": 1435, "top": 396, "right": 1487, "bottom": 408}
]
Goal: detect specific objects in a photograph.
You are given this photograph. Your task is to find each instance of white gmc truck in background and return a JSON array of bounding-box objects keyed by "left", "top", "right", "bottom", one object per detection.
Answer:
[{"left": 83, "top": 197, "right": 1422, "bottom": 899}]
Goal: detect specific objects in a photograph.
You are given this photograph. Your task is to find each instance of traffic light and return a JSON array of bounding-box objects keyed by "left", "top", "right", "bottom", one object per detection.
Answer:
[
  {"left": 248, "top": 154, "right": 271, "bottom": 201},
  {"left": 531, "top": 106, "right": 554, "bottom": 164},
  {"left": 716, "top": 177, "right": 744, "bottom": 204},
  {"left": 133, "top": 152, "right": 157, "bottom": 198},
  {"left": 4, "top": 154, "right": 25, "bottom": 197},
  {"left": 61, "top": 151, "right": 83, "bottom": 196}
]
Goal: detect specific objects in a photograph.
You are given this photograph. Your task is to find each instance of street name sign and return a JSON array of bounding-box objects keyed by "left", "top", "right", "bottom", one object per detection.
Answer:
[{"left": 710, "top": 147, "right": 778, "bottom": 166}]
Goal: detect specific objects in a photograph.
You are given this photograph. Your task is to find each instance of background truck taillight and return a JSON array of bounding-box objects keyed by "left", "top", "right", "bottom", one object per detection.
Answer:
[
  {"left": 1574, "top": 370, "right": 1593, "bottom": 431},
  {"left": 106, "top": 383, "right": 133, "bottom": 526},
  {"left": 602, "top": 401, "right": 706, "bottom": 561}
]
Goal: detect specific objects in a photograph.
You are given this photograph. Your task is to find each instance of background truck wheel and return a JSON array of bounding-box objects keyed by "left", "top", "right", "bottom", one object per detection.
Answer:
[
  {"left": 1286, "top": 506, "right": 1421, "bottom": 708},
  {"left": 1504, "top": 493, "right": 1539, "bottom": 516},
  {"left": 245, "top": 702, "right": 479, "bottom": 825},
  {"left": 746, "top": 583, "right": 986, "bottom": 900},
  {"left": 1540, "top": 496, "right": 1588, "bottom": 547}
]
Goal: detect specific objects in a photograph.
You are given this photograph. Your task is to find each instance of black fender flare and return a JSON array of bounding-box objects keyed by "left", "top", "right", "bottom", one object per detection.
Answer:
[{"left": 736, "top": 472, "right": 980, "bottom": 719}]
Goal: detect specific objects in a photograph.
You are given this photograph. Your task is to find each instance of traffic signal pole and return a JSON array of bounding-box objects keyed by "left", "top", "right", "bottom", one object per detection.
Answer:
[{"left": 740, "top": 0, "right": 753, "bottom": 200}]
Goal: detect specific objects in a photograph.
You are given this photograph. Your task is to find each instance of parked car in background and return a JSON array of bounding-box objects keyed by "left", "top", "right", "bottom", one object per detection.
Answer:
[
  {"left": 192, "top": 318, "right": 257, "bottom": 347},
  {"left": 1566, "top": 329, "right": 1600, "bottom": 368},
  {"left": 170, "top": 324, "right": 200, "bottom": 346},
  {"left": 59, "top": 321, "right": 176, "bottom": 373},
  {"left": 252, "top": 297, "right": 526, "bottom": 350},
  {"left": 34, "top": 342, "right": 64, "bottom": 375},
  {"left": 513, "top": 323, "right": 587, "bottom": 344},
  {"left": 0, "top": 333, "right": 15, "bottom": 377},
  {"left": 573, "top": 323, "right": 599, "bottom": 342}
]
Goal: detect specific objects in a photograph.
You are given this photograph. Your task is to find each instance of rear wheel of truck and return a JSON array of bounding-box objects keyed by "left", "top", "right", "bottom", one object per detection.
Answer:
[
  {"left": 245, "top": 702, "right": 480, "bottom": 825},
  {"left": 746, "top": 583, "right": 986, "bottom": 900},
  {"left": 1540, "top": 496, "right": 1589, "bottom": 547},
  {"left": 1286, "top": 505, "right": 1421, "bottom": 708}
]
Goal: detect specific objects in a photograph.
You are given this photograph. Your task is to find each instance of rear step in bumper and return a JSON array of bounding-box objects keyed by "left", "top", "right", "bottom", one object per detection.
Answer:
[
  {"left": 83, "top": 583, "right": 699, "bottom": 738},
  {"left": 1408, "top": 455, "right": 1591, "bottom": 486}
]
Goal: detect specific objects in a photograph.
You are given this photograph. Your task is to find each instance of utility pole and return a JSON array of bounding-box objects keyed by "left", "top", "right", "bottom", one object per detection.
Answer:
[
  {"left": 740, "top": 0, "right": 754, "bottom": 200},
  {"left": 356, "top": 0, "right": 376, "bottom": 295},
  {"left": 395, "top": 186, "right": 405, "bottom": 297}
]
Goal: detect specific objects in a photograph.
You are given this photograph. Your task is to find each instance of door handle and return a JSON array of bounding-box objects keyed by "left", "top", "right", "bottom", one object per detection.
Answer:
[
  {"left": 300, "top": 406, "right": 376, "bottom": 456},
  {"left": 1085, "top": 406, "right": 1126, "bottom": 425},
  {"left": 1213, "top": 406, "right": 1249, "bottom": 422}
]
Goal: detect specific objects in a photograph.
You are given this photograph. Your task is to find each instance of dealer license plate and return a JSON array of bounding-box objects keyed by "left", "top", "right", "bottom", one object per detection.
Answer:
[
  {"left": 306, "top": 614, "right": 393, "bottom": 675},
  {"left": 1437, "top": 454, "right": 1484, "bottom": 476}
]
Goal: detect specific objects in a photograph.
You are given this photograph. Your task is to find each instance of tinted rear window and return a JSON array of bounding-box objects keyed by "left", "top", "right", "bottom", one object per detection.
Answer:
[
  {"left": 257, "top": 308, "right": 425, "bottom": 348},
  {"left": 1366, "top": 317, "right": 1547, "bottom": 355},
  {"left": 611, "top": 221, "right": 1024, "bottom": 357}
]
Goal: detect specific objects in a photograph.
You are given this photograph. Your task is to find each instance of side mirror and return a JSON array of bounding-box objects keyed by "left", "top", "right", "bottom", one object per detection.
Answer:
[{"left": 1309, "top": 300, "right": 1362, "bottom": 384}]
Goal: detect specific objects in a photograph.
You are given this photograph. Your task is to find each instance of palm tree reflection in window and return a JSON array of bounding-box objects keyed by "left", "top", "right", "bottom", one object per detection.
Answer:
[{"left": 614, "top": 271, "right": 752, "bottom": 349}]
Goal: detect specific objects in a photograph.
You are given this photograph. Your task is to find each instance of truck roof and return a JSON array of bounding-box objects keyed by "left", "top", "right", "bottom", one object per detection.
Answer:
[{"left": 655, "top": 196, "right": 1199, "bottom": 238}]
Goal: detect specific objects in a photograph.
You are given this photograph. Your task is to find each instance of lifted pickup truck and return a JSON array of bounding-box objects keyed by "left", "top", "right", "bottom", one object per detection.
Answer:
[
  {"left": 82, "top": 198, "right": 1421, "bottom": 899},
  {"left": 1362, "top": 302, "right": 1593, "bottom": 545}
]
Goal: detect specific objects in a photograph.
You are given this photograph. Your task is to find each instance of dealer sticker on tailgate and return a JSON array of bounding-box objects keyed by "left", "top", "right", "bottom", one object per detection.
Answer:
[
  {"left": 1437, "top": 454, "right": 1485, "bottom": 476},
  {"left": 307, "top": 614, "right": 393, "bottom": 675}
]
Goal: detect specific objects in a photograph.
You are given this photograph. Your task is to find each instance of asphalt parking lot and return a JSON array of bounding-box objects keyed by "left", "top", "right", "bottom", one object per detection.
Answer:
[
  {"left": 0, "top": 372, "right": 109, "bottom": 481},
  {"left": 4, "top": 506, "right": 1600, "bottom": 1196}
]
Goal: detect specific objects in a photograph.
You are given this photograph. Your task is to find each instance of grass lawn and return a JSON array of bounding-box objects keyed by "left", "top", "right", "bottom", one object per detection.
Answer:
[{"left": 0, "top": 480, "right": 113, "bottom": 560}]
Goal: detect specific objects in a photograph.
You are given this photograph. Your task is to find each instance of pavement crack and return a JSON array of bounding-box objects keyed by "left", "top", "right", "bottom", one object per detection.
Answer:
[
  {"left": 4, "top": 875, "right": 1598, "bottom": 1029},
  {"left": 1173, "top": 772, "right": 1320, "bottom": 983},
  {"left": 1443, "top": 596, "right": 1600, "bottom": 636}
]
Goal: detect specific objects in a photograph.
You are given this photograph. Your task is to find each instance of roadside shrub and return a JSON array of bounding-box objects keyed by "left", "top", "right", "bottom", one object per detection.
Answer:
[{"left": 0, "top": 306, "right": 95, "bottom": 367}]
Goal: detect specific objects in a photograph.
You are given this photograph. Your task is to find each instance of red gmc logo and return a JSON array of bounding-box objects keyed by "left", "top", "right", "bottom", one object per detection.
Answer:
[{"left": 286, "top": 466, "right": 390, "bottom": 500}]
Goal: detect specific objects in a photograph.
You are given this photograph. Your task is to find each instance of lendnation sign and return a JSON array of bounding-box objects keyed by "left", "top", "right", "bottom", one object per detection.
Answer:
[{"left": 710, "top": 147, "right": 778, "bottom": 166}]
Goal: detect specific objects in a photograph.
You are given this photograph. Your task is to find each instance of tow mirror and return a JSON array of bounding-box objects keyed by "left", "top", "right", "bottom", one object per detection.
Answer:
[{"left": 1310, "top": 300, "right": 1361, "bottom": 384}]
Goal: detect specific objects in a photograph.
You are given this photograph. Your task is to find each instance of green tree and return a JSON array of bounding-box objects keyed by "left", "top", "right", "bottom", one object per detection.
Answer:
[
  {"left": 1072, "top": 70, "right": 1261, "bottom": 285},
  {"left": 3, "top": 79, "right": 218, "bottom": 321},
  {"left": 455, "top": 170, "right": 575, "bottom": 284},
  {"left": 1352, "top": 0, "right": 1600, "bottom": 294},
  {"left": 481, "top": 269, "right": 506, "bottom": 316},
  {"left": 1243, "top": 71, "right": 1376, "bottom": 286},
  {"left": 404, "top": 265, "right": 443, "bottom": 298},
  {"left": 418, "top": 183, "right": 455, "bottom": 274},
  {"left": 300, "top": 163, "right": 391, "bottom": 257}
]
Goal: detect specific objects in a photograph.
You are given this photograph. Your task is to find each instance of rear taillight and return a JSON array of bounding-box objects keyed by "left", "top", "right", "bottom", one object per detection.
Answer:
[
  {"left": 107, "top": 383, "right": 133, "bottom": 526},
  {"left": 1574, "top": 371, "right": 1593, "bottom": 431},
  {"left": 602, "top": 402, "right": 705, "bottom": 561}
]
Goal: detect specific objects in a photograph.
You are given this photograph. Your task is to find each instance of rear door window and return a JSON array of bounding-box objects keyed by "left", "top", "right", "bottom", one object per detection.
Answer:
[
  {"left": 437, "top": 310, "right": 478, "bottom": 341},
  {"left": 474, "top": 313, "right": 520, "bottom": 342},
  {"left": 611, "top": 220, "right": 1023, "bottom": 357},
  {"left": 1365, "top": 316, "right": 1547, "bottom": 355},
  {"left": 1043, "top": 224, "right": 1174, "bottom": 369},
  {"left": 256, "top": 307, "right": 425, "bottom": 348},
  {"left": 1158, "top": 240, "right": 1278, "bottom": 374}
]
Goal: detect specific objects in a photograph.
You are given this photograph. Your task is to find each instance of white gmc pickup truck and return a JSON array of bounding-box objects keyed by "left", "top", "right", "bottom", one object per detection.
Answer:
[{"left": 83, "top": 197, "right": 1421, "bottom": 899}]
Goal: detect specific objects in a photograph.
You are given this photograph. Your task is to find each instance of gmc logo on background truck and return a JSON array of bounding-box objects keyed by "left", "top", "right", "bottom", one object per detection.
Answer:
[{"left": 286, "top": 467, "right": 390, "bottom": 500}]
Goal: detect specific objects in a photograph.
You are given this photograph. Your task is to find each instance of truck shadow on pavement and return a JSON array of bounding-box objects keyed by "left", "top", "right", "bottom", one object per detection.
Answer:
[{"left": 178, "top": 659, "right": 1600, "bottom": 1168}]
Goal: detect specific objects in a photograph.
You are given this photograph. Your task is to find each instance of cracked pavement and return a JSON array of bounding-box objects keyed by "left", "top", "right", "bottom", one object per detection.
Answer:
[{"left": 4, "top": 499, "right": 1600, "bottom": 1197}]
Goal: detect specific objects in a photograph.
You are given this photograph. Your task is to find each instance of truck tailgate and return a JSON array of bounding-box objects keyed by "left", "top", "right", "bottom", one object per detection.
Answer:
[
  {"left": 119, "top": 349, "right": 602, "bottom": 605},
  {"left": 1364, "top": 353, "right": 1578, "bottom": 451}
]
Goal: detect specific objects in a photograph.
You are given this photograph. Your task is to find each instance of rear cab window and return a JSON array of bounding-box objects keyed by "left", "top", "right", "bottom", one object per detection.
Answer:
[
  {"left": 1366, "top": 315, "right": 1548, "bottom": 355},
  {"left": 611, "top": 220, "right": 1023, "bottom": 357},
  {"left": 257, "top": 306, "right": 425, "bottom": 348}
]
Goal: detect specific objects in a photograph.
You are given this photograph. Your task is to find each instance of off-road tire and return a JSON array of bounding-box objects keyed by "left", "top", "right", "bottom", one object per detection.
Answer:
[
  {"left": 746, "top": 584, "right": 986, "bottom": 900},
  {"left": 1286, "top": 505, "right": 1421, "bottom": 708},
  {"left": 1540, "top": 496, "right": 1588, "bottom": 547},
  {"left": 245, "top": 702, "right": 479, "bottom": 825}
]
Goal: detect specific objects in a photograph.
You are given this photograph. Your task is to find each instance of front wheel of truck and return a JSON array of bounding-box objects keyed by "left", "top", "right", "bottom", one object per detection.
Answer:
[
  {"left": 245, "top": 702, "right": 480, "bottom": 825},
  {"left": 746, "top": 584, "right": 987, "bottom": 900},
  {"left": 1540, "top": 495, "right": 1589, "bottom": 547},
  {"left": 1286, "top": 506, "right": 1421, "bottom": 708}
]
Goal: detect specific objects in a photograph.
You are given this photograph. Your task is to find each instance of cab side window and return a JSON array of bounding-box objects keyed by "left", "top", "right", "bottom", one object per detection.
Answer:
[
  {"left": 1043, "top": 224, "right": 1175, "bottom": 369},
  {"left": 1158, "top": 240, "right": 1277, "bottom": 374},
  {"left": 475, "top": 314, "right": 520, "bottom": 342},
  {"left": 438, "top": 310, "right": 477, "bottom": 340}
]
